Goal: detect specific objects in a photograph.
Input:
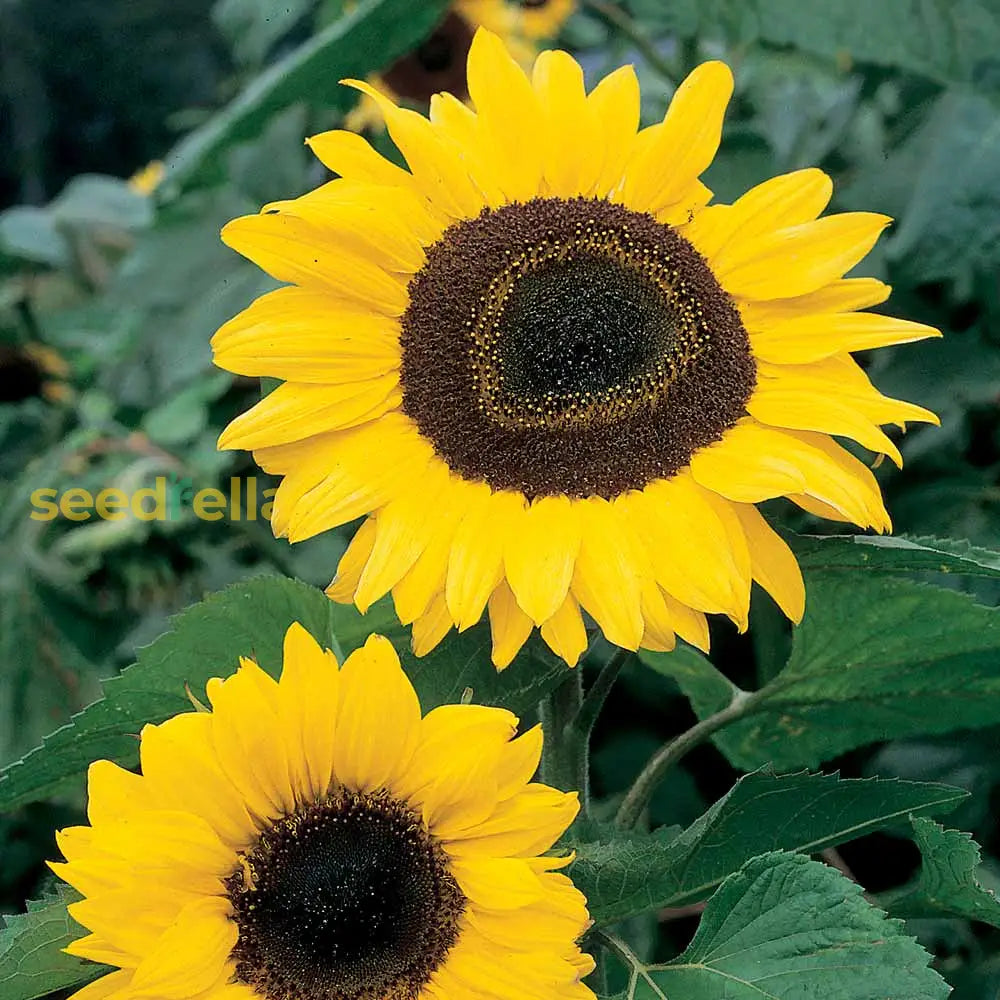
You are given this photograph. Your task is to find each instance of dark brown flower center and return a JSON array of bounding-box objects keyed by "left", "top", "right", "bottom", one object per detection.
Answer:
[
  {"left": 399, "top": 196, "right": 756, "bottom": 499},
  {"left": 382, "top": 11, "right": 474, "bottom": 104},
  {"left": 226, "top": 789, "right": 465, "bottom": 1000}
]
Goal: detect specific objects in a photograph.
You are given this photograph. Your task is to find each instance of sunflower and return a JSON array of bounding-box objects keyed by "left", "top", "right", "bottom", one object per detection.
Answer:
[
  {"left": 213, "top": 31, "right": 940, "bottom": 670},
  {"left": 52, "top": 622, "right": 594, "bottom": 1000},
  {"left": 345, "top": 1, "right": 575, "bottom": 131}
]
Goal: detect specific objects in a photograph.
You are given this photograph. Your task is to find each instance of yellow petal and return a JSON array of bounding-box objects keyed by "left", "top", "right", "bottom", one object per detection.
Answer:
[
  {"left": 540, "top": 593, "right": 588, "bottom": 668},
  {"left": 428, "top": 91, "right": 508, "bottom": 209},
  {"left": 260, "top": 180, "right": 427, "bottom": 273},
  {"left": 411, "top": 592, "right": 455, "bottom": 657},
  {"left": 67, "top": 970, "right": 133, "bottom": 1000},
  {"left": 277, "top": 621, "right": 340, "bottom": 803},
  {"left": 638, "top": 579, "right": 676, "bottom": 653},
  {"left": 732, "top": 504, "right": 806, "bottom": 623},
  {"left": 450, "top": 857, "right": 544, "bottom": 909},
  {"left": 85, "top": 760, "right": 155, "bottom": 827},
  {"left": 326, "top": 517, "right": 378, "bottom": 604},
  {"left": 206, "top": 661, "right": 294, "bottom": 820},
  {"left": 620, "top": 61, "right": 733, "bottom": 214},
  {"left": 218, "top": 376, "right": 400, "bottom": 451},
  {"left": 354, "top": 460, "right": 452, "bottom": 612},
  {"left": 504, "top": 495, "right": 581, "bottom": 625},
  {"left": 757, "top": 355, "right": 940, "bottom": 430},
  {"left": 446, "top": 488, "right": 527, "bottom": 632},
  {"left": 495, "top": 724, "right": 545, "bottom": 800},
  {"left": 689, "top": 421, "right": 890, "bottom": 530},
  {"left": 682, "top": 168, "right": 832, "bottom": 259},
  {"left": 466, "top": 28, "right": 546, "bottom": 201},
  {"left": 334, "top": 634, "right": 420, "bottom": 791},
  {"left": 587, "top": 65, "right": 641, "bottom": 198},
  {"left": 211, "top": 286, "right": 401, "bottom": 385},
  {"left": 283, "top": 414, "right": 435, "bottom": 543},
  {"left": 618, "top": 476, "right": 747, "bottom": 620},
  {"left": 748, "top": 378, "right": 906, "bottom": 467},
  {"left": 570, "top": 497, "right": 644, "bottom": 650},
  {"left": 487, "top": 580, "right": 534, "bottom": 670},
  {"left": 306, "top": 129, "right": 421, "bottom": 192},
  {"left": 739, "top": 277, "right": 891, "bottom": 328},
  {"left": 446, "top": 784, "right": 578, "bottom": 858},
  {"left": 394, "top": 702, "right": 517, "bottom": 807},
  {"left": 342, "top": 80, "right": 486, "bottom": 219},
  {"left": 750, "top": 311, "right": 941, "bottom": 364},
  {"left": 221, "top": 214, "right": 409, "bottom": 315},
  {"left": 138, "top": 714, "right": 256, "bottom": 847},
  {"left": 714, "top": 212, "right": 892, "bottom": 300},
  {"left": 128, "top": 897, "right": 236, "bottom": 1000},
  {"left": 659, "top": 589, "right": 711, "bottom": 652},
  {"left": 532, "top": 49, "right": 601, "bottom": 196}
]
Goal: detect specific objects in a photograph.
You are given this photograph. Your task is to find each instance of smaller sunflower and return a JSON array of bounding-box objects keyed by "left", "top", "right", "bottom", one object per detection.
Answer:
[
  {"left": 52, "top": 623, "right": 594, "bottom": 1000},
  {"left": 0, "top": 342, "right": 71, "bottom": 404}
]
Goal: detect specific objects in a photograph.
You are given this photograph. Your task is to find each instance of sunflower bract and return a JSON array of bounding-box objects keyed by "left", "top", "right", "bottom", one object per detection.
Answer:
[
  {"left": 213, "top": 30, "right": 940, "bottom": 669},
  {"left": 52, "top": 623, "right": 593, "bottom": 1000}
]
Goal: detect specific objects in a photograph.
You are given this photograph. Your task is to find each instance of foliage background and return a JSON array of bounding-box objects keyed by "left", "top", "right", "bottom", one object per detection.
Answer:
[{"left": 2, "top": 0, "right": 1000, "bottom": 996}]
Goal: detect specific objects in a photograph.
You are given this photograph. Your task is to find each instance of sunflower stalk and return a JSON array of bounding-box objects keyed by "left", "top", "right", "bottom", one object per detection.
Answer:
[
  {"left": 539, "top": 668, "right": 589, "bottom": 806},
  {"left": 572, "top": 646, "right": 631, "bottom": 739},
  {"left": 614, "top": 687, "right": 759, "bottom": 829}
]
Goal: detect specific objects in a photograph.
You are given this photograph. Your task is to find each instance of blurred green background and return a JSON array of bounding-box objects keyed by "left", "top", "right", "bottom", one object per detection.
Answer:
[{"left": 2, "top": 0, "right": 1000, "bottom": 995}]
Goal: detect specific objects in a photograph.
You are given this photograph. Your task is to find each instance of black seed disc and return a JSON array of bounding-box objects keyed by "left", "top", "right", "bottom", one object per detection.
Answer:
[
  {"left": 382, "top": 12, "right": 474, "bottom": 104},
  {"left": 227, "top": 789, "right": 465, "bottom": 1000},
  {"left": 399, "top": 196, "right": 756, "bottom": 499}
]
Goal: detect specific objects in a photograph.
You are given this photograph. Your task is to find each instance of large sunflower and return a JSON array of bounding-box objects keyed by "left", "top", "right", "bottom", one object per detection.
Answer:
[
  {"left": 53, "top": 623, "right": 593, "bottom": 1000},
  {"left": 213, "top": 31, "right": 940, "bottom": 669}
]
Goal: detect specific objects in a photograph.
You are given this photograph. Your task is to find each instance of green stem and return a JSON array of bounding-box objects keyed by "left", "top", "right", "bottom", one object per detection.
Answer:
[
  {"left": 614, "top": 689, "right": 759, "bottom": 829},
  {"left": 582, "top": 0, "right": 677, "bottom": 87},
  {"left": 539, "top": 668, "right": 586, "bottom": 799},
  {"left": 573, "top": 645, "right": 630, "bottom": 739}
]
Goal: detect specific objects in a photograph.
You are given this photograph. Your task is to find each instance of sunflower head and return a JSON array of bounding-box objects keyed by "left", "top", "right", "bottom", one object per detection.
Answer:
[
  {"left": 213, "top": 30, "right": 940, "bottom": 670},
  {"left": 53, "top": 623, "right": 594, "bottom": 1000}
]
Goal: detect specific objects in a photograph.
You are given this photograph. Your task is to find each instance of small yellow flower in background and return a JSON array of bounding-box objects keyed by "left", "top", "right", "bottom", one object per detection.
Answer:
[
  {"left": 345, "top": 0, "right": 575, "bottom": 131},
  {"left": 127, "top": 160, "right": 165, "bottom": 196},
  {"left": 52, "top": 623, "right": 594, "bottom": 1000},
  {"left": 213, "top": 30, "right": 940, "bottom": 671}
]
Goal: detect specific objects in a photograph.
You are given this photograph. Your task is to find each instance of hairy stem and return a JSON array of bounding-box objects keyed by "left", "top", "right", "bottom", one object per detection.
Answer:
[
  {"left": 573, "top": 645, "right": 630, "bottom": 739},
  {"left": 614, "top": 689, "right": 758, "bottom": 829},
  {"left": 539, "top": 667, "right": 586, "bottom": 800}
]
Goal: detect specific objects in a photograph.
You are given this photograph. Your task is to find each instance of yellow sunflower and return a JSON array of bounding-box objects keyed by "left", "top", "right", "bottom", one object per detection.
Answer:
[
  {"left": 345, "top": 0, "right": 575, "bottom": 131},
  {"left": 52, "top": 622, "right": 594, "bottom": 1000},
  {"left": 213, "top": 31, "right": 940, "bottom": 670}
]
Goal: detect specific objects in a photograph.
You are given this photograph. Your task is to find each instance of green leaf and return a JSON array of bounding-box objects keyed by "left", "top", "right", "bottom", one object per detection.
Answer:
[
  {"left": 608, "top": 852, "right": 948, "bottom": 1000},
  {"left": 659, "top": 0, "right": 1000, "bottom": 89},
  {"left": 883, "top": 817, "right": 1000, "bottom": 928},
  {"left": 572, "top": 769, "right": 966, "bottom": 925},
  {"left": 0, "top": 884, "right": 108, "bottom": 1000},
  {"left": 0, "top": 207, "right": 70, "bottom": 269},
  {"left": 655, "top": 571, "right": 1000, "bottom": 771},
  {"left": 50, "top": 175, "right": 153, "bottom": 231},
  {"left": 790, "top": 533, "right": 1000, "bottom": 579},
  {"left": 884, "top": 91, "right": 1000, "bottom": 284},
  {"left": 0, "top": 576, "right": 564, "bottom": 812},
  {"left": 165, "top": 0, "right": 451, "bottom": 190}
]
